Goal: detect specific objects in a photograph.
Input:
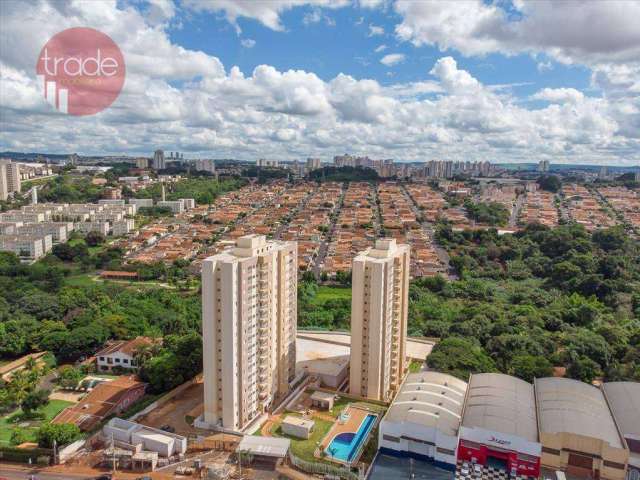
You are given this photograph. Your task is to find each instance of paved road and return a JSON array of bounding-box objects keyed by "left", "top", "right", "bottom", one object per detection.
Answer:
[
  {"left": 311, "top": 183, "right": 346, "bottom": 279},
  {"left": 400, "top": 183, "right": 453, "bottom": 279},
  {"left": 0, "top": 468, "right": 94, "bottom": 480},
  {"left": 509, "top": 193, "right": 525, "bottom": 227}
]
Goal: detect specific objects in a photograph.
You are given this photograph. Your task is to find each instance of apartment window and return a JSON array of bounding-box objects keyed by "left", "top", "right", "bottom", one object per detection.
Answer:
[
  {"left": 99, "top": 356, "right": 105, "bottom": 361},
  {"left": 123, "top": 359, "right": 129, "bottom": 364},
  {"left": 115, "top": 358, "right": 120, "bottom": 363},
  {"left": 603, "top": 461, "right": 625, "bottom": 470}
]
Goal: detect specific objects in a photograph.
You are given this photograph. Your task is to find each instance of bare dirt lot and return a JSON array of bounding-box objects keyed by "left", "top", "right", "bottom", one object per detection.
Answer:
[{"left": 136, "top": 380, "right": 205, "bottom": 436}]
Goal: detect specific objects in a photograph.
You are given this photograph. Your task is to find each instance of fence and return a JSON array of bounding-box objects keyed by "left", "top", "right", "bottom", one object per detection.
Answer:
[
  {"left": 288, "top": 451, "right": 361, "bottom": 480},
  {"left": 0, "top": 445, "right": 53, "bottom": 465}
]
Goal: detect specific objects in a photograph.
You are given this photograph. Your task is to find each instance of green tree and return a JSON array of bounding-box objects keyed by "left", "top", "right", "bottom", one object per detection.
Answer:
[
  {"left": 22, "top": 389, "right": 50, "bottom": 415},
  {"left": 10, "top": 427, "right": 30, "bottom": 446},
  {"left": 427, "top": 337, "right": 497, "bottom": 380},
  {"left": 537, "top": 174, "right": 561, "bottom": 192},
  {"left": 58, "top": 366, "right": 84, "bottom": 390},
  {"left": 509, "top": 354, "right": 553, "bottom": 382},
  {"left": 567, "top": 355, "right": 600, "bottom": 383},
  {"left": 37, "top": 422, "right": 81, "bottom": 448},
  {"left": 85, "top": 231, "right": 105, "bottom": 247}
]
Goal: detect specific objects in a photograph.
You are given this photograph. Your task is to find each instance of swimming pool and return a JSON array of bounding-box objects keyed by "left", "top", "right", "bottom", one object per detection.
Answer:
[{"left": 325, "top": 413, "right": 377, "bottom": 464}]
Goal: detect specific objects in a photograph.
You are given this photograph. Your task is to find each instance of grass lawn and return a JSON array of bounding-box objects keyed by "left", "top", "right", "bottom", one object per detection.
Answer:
[
  {"left": 0, "top": 399, "right": 73, "bottom": 445},
  {"left": 271, "top": 414, "right": 334, "bottom": 463},
  {"left": 314, "top": 286, "right": 351, "bottom": 303},
  {"left": 65, "top": 273, "right": 97, "bottom": 287},
  {"left": 409, "top": 359, "right": 424, "bottom": 373},
  {"left": 328, "top": 396, "right": 352, "bottom": 417}
]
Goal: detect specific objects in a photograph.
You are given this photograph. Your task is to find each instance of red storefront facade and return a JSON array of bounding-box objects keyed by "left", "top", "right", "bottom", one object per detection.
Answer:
[{"left": 457, "top": 435, "right": 541, "bottom": 477}]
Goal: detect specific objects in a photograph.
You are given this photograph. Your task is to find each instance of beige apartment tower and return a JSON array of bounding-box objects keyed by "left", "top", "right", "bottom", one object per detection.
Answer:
[
  {"left": 201, "top": 235, "right": 297, "bottom": 431},
  {"left": 350, "top": 239, "right": 410, "bottom": 402},
  {"left": 0, "top": 160, "right": 21, "bottom": 201}
]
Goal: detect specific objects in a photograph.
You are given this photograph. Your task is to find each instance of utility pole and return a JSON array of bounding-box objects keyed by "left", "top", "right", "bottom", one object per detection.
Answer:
[{"left": 111, "top": 432, "right": 116, "bottom": 474}]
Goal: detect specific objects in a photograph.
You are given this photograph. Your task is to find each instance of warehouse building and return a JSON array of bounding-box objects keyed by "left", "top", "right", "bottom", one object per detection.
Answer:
[
  {"left": 603, "top": 382, "right": 640, "bottom": 480},
  {"left": 379, "top": 371, "right": 467, "bottom": 468},
  {"left": 458, "top": 373, "right": 541, "bottom": 477},
  {"left": 535, "top": 377, "right": 628, "bottom": 480}
]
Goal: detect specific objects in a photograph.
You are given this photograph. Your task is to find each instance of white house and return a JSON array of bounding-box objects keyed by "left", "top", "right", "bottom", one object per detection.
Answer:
[{"left": 96, "top": 337, "right": 155, "bottom": 372}]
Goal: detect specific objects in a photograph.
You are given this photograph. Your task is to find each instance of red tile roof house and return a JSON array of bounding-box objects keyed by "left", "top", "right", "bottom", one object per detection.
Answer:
[
  {"left": 52, "top": 376, "right": 146, "bottom": 431},
  {"left": 95, "top": 337, "right": 156, "bottom": 373}
]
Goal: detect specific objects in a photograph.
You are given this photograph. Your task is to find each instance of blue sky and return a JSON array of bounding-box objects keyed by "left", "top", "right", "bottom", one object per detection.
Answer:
[
  {"left": 0, "top": 0, "right": 638, "bottom": 165},
  {"left": 168, "top": 2, "right": 591, "bottom": 96}
]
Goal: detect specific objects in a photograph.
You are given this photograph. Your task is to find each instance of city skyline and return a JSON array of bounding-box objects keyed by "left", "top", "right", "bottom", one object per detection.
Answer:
[{"left": 1, "top": 1, "right": 639, "bottom": 166}]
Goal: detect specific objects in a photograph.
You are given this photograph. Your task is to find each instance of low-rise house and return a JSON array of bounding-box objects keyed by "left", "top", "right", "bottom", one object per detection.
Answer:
[
  {"left": 96, "top": 337, "right": 156, "bottom": 372},
  {"left": 53, "top": 376, "right": 146, "bottom": 431}
]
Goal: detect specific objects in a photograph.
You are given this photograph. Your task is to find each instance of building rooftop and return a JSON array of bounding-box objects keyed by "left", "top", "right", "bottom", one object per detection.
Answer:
[
  {"left": 310, "top": 390, "right": 336, "bottom": 402},
  {"left": 535, "top": 377, "right": 623, "bottom": 448},
  {"left": 603, "top": 382, "right": 640, "bottom": 463},
  {"left": 603, "top": 382, "right": 640, "bottom": 443},
  {"left": 282, "top": 416, "right": 314, "bottom": 429},
  {"left": 462, "top": 373, "right": 538, "bottom": 442},
  {"left": 53, "top": 376, "right": 146, "bottom": 430},
  {"left": 96, "top": 336, "right": 155, "bottom": 357},
  {"left": 384, "top": 372, "right": 467, "bottom": 437},
  {"left": 237, "top": 435, "right": 290, "bottom": 458}
]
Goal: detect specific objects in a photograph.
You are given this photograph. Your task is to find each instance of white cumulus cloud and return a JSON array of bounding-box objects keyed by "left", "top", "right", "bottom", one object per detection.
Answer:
[{"left": 380, "top": 53, "right": 405, "bottom": 66}]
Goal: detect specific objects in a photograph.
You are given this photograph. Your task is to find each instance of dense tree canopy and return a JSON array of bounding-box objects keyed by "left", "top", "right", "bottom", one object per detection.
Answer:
[
  {"left": 419, "top": 223, "right": 640, "bottom": 382},
  {"left": 464, "top": 200, "right": 510, "bottom": 226}
]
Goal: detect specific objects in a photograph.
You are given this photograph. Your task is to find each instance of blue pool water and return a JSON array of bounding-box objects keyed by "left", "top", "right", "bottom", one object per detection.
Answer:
[{"left": 325, "top": 413, "right": 377, "bottom": 463}]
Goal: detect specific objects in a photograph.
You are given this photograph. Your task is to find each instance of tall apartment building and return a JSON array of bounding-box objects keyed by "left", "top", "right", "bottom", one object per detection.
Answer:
[
  {"left": 201, "top": 235, "right": 297, "bottom": 431},
  {"left": 350, "top": 238, "right": 410, "bottom": 402},
  {"left": 136, "top": 157, "right": 149, "bottom": 169},
  {"left": 306, "top": 157, "right": 321, "bottom": 171},
  {"left": 0, "top": 160, "right": 21, "bottom": 201},
  {"left": 152, "top": 150, "right": 165, "bottom": 170}
]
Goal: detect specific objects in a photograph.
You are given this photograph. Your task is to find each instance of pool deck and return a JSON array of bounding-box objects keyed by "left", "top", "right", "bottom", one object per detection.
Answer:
[{"left": 318, "top": 405, "right": 375, "bottom": 463}]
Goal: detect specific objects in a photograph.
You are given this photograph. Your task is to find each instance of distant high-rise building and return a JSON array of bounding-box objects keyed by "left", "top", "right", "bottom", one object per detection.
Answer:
[
  {"left": 256, "top": 158, "right": 279, "bottom": 168},
  {"left": 635, "top": 172, "right": 640, "bottom": 182},
  {"left": 306, "top": 157, "right": 321, "bottom": 171},
  {"left": 152, "top": 150, "right": 165, "bottom": 170},
  {"left": 350, "top": 238, "right": 410, "bottom": 402},
  {"left": 195, "top": 159, "right": 216, "bottom": 174},
  {"left": 201, "top": 235, "right": 297, "bottom": 431},
  {"left": 136, "top": 158, "right": 149, "bottom": 169},
  {"left": 68, "top": 153, "right": 80, "bottom": 166},
  {"left": 334, "top": 154, "right": 356, "bottom": 168},
  {"left": 0, "top": 159, "right": 21, "bottom": 201},
  {"left": 598, "top": 166, "right": 608, "bottom": 180},
  {"left": 537, "top": 160, "right": 550, "bottom": 173}
]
